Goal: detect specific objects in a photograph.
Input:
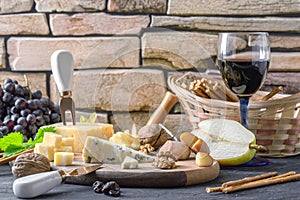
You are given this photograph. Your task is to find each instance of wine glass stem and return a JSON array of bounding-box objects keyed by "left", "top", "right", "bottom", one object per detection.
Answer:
[{"left": 239, "top": 97, "right": 250, "bottom": 129}]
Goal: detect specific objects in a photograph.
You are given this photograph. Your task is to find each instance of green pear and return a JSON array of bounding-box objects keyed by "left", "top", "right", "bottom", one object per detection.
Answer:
[{"left": 193, "top": 119, "right": 262, "bottom": 166}]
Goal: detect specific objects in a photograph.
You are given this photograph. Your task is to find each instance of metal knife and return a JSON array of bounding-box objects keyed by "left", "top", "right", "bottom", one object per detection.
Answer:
[
  {"left": 13, "top": 164, "right": 101, "bottom": 198},
  {"left": 51, "top": 50, "right": 76, "bottom": 125}
]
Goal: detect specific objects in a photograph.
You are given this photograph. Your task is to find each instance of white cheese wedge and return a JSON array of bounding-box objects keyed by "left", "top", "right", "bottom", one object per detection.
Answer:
[
  {"left": 52, "top": 122, "right": 114, "bottom": 153},
  {"left": 34, "top": 143, "right": 54, "bottom": 161},
  {"left": 121, "top": 156, "right": 138, "bottom": 169},
  {"left": 83, "top": 136, "right": 155, "bottom": 164},
  {"left": 43, "top": 132, "right": 62, "bottom": 148},
  {"left": 54, "top": 152, "right": 74, "bottom": 166}
]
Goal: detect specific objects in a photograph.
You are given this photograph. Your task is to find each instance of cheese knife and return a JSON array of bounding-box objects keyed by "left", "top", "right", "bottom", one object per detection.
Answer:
[
  {"left": 13, "top": 164, "right": 102, "bottom": 198},
  {"left": 51, "top": 50, "right": 76, "bottom": 125}
]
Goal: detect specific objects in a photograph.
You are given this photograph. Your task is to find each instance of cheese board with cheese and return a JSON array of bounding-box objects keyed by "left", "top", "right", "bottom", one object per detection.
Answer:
[{"left": 52, "top": 154, "right": 220, "bottom": 188}]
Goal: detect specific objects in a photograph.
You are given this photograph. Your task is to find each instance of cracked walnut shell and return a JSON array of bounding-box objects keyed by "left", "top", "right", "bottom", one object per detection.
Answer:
[
  {"left": 153, "top": 151, "right": 176, "bottom": 169},
  {"left": 12, "top": 153, "right": 51, "bottom": 178}
]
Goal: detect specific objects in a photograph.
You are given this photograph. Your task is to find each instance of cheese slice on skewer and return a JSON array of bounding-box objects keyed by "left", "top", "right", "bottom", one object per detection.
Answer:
[{"left": 83, "top": 136, "right": 155, "bottom": 164}]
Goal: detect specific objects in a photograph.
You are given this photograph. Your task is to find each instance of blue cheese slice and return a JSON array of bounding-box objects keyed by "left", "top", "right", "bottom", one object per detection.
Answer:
[{"left": 83, "top": 136, "right": 154, "bottom": 164}]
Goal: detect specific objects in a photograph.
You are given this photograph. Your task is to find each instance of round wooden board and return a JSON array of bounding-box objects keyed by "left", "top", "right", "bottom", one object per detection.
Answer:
[
  {"left": 94, "top": 159, "right": 220, "bottom": 187},
  {"left": 54, "top": 158, "right": 220, "bottom": 188}
]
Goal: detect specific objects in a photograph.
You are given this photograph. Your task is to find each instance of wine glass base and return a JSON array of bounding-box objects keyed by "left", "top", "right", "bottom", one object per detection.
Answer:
[{"left": 239, "top": 156, "right": 269, "bottom": 167}]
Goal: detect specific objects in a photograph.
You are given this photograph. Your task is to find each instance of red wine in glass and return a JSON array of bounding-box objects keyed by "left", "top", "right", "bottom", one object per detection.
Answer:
[{"left": 217, "top": 32, "right": 271, "bottom": 167}]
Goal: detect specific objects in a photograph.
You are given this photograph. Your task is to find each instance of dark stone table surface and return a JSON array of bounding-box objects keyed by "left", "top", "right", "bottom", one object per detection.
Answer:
[{"left": 1, "top": 155, "right": 300, "bottom": 200}]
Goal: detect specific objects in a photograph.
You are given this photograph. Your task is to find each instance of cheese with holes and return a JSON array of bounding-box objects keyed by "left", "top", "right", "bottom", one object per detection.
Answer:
[
  {"left": 121, "top": 156, "right": 138, "bottom": 169},
  {"left": 34, "top": 143, "right": 54, "bottom": 161},
  {"left": 54, "top": 152, "right": 74, "bottom": 166},
  {"left": 83, "top": 136, "right": 155, "bottom": 164},
  {"left": 52, "top": 122, "right": 114, "bottom": 153},
  {"left": 43, "top": 132, "right": 62, "bottom": 148}
]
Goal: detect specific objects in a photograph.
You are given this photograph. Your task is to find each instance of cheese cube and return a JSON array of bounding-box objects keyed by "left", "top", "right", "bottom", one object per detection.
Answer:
[
  {"left": 43, "top": 132, "right": 62, "bottom": 148},
  {"left": 61, "top": 137, "right": 74, "bottom": 150},
  {"left": 54, "top": 123, "right": 114, "bottom": 153},
  {"left": 121, "top": 156, "right": 138, "bottom": 169},
  {"left": 54, "top": 152, "right": 74, "bottom": 166},
  {"left": 34, "top": 143, "right": 54, "bottom": 161},
  {"left": 54, "top": 146, "right": 73, "bottom": 153}
]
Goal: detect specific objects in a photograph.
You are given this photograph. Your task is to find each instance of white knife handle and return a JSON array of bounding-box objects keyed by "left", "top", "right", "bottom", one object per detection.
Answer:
[
  {"left": 13, "top": 170, "right": 64, "bottom": 198},
  {"left": 51, "top": 50, "right": 74, "bottom": 95}
]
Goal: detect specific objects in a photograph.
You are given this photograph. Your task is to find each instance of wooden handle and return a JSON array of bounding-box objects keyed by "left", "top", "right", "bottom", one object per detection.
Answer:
[
  {"left": 146, "top": 91, "right": 178, "bottom": 125},
  {"left": 0, "top": 148, "right": 34, "bottom": 165},
  {"left": 51, "top": 50, "right": 74, "bottom": 95}
]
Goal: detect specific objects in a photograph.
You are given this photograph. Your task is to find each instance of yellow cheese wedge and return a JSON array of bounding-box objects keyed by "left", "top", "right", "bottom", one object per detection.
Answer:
[
  {"left": 43, "top": 132, "right": 62, "bottom": 148},
  {"left": 54, "top": 146, "right": 73, "bottom": 153},
  {"left": 34, "top": 143, "right": 54, "bottom": 161},
  {"left": 52, "top": 122, "right": 114, "bottom": 153},
  {"left": 54, "top": 152, "right": 74, "bottom": 166},
  {"left": 61, "top": 137, "right": 74, "bottom": 150}
]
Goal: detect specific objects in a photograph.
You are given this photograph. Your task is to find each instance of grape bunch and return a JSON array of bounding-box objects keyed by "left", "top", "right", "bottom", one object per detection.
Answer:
[{"left": 0, "top": 78, "right": 61, "bottom": 141}]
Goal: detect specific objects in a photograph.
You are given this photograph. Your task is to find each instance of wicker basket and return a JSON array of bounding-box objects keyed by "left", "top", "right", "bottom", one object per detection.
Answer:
[{"left": 168, "top": 72, "right": 300, "bottom": 157}]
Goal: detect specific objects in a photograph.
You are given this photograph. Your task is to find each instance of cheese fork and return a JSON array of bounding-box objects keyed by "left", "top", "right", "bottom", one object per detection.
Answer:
[{"left": 51, "top": 50, "right": 76, "bottom": 125}]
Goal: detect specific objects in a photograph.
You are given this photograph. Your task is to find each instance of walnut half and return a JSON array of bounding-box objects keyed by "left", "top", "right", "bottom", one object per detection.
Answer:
[
  {"left": 152, "top": 151, "right": 176, "bottom": 169},
  {"left": 12, "top": 153, "right": 51, "bottom": 178}
]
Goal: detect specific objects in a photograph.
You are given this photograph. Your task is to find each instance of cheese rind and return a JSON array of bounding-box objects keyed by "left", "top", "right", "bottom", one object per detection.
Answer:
[
  {"left": 121, "top": 156, "right": 138, "bottom": 169},
  {"left": 34, "top": 143, "right": 54, "bottom": 161},
  {"left": 53, "top": 123, "right": 114, "bottom": 153},
  {"left": 83, "top": 136, "right": 155, "bottom": 164},
  {"left": 54, "top": 152, "right": 74, "bottom": 166}
]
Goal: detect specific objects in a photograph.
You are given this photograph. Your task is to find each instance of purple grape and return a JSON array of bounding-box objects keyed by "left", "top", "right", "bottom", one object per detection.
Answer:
[
  {"left": 50, "top": 113, "right": 60, "bottom": 123},
  {"left": 32, "top": 89, "right": 42, "bottom": 99},
  {"left": 4, "top": 119, "right": 15, "bottom": 131},
  {"left": 0, "top": 126, "right": 9, "bottom": 135},
  {"left": 26, "top": 114, "right": 36, "bottom": 125},
  {"left": 36, "top": 116, "right": 45, "bottom": 127},
  {"left": 15, "top": 98, "right": 27, "bottom": 110},
  {"left": 2, "top": 92, "right": 13, "bottom": 103},
  {"left": 32, "top": 109, "right": 43, "bottom": 117},
  {"left": 13, "top": 124, "right": 24, "bottom": 133},
  {"left": 27, "top": 100, "right": 38, "bottom": 110},
  {"left": 14, "top": 84, "right": 25, "bottom": 97},
  {"left": 20, "top": 108, "right": 31, "bottom": 117},
  {"left": 11, "top": 114, "right": 19, "bottom": 123},
  {"left": 10, "top": 106, "right": 19, "bottom": 114},
  {"left": 4, "top": 78, "right": 12, "bottom": 85},
  {"left": 17, "top": 117, "right": 27, "bottom": 128},
  {"left": 4, "top": 83, "right": 14, "bottom": 93}
]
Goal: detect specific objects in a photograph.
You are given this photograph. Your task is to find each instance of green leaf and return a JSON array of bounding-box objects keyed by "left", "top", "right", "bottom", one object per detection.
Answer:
[
  {"left": 88, "top": 112, "right": 97, "bottom": 123},
  {"left": 0, "top": 132, "right": 24, "bottom": 152},
  {"left": 80, "top": 116, "right": 87, "bottom": 122}
]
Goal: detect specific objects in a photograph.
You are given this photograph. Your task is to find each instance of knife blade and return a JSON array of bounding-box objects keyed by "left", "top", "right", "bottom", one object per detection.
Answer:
[
  {"left": 13, "top": 164, "right": 101, "bottom": 198},
  {"left": 51, "top": 50, "right": 76, "bottom": 125}
]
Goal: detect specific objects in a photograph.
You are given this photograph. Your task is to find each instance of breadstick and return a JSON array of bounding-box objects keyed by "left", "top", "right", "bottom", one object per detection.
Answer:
[
  {"left": 223, "top": 173, "right": 300, "bottom": 194},
  {"left": 222, "top": 171, "right": 278, "bottom": 188},
  {"left": 261, "top": 86, "right": 283, "bottom": 101}
]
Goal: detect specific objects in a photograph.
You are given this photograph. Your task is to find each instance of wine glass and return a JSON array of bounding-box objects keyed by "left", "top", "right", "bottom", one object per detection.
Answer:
[{"left": 217, "top": 32, "right": 270, "bottom": 166}]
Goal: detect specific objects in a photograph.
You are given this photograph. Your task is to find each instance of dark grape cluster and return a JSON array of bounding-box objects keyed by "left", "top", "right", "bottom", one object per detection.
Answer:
[{"left": 0, "top": 78, "right": 61, "bottom": 140}]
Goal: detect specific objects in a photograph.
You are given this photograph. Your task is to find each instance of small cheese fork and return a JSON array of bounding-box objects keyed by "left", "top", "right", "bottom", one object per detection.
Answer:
[{"left": 51, "top": 50, "right": 76, "bottom": 125}]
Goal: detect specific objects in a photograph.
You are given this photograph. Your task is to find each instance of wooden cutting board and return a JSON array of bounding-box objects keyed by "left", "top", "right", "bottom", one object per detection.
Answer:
[{"left": 52, "top": 155, "right": 220, "bottom": 188}]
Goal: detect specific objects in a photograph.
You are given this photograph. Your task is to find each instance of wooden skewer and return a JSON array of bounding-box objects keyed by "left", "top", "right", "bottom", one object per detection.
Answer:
[
  {"left": 206, "top": 171, "right": 298, "bottom": 194},
  {"left": 0, "top": 148, "right": 34, "bottom": 165},
  {"left": 261, "top": 86, "right": 283, "bottom": 101},
  {"left": 222, "top": 171, "right": 278, "bottom": 188},
  {"left": 223, "top": 173, "right": 300, "bottom": 194}
]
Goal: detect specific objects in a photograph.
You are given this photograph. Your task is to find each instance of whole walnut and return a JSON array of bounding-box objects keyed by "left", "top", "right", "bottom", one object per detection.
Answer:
[
  {"left": 12, "top": 153, "right": 51, "bottom": 178},
  {"left": 138, "top": 124, "right": 168, "bottom": 150}
]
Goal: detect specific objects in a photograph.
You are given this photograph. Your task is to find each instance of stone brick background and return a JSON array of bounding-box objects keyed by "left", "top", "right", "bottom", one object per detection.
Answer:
[{"left": 1, "top": 0, "right": 300, "bottom": 136}]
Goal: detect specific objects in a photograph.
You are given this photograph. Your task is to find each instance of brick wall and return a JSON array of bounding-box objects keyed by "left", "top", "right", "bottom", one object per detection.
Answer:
[{"left": 1, "top": 0, "right": 300, "bottom": 136}]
